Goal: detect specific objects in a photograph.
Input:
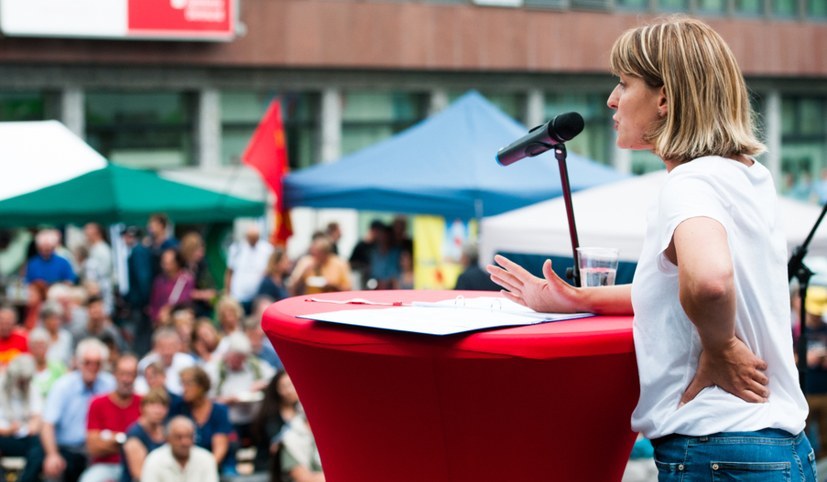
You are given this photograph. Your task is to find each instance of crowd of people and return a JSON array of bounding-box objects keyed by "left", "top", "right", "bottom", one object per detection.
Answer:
[
  {"left": 0, "top": 213, "right": 358, "bottom": 482},
  {"left": 0, "top": 205, "right": 506, "bottom": 482}
]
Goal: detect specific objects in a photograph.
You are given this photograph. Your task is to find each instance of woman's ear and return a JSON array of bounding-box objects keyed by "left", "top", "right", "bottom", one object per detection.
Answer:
[{"left": 658, "top": 86, "right": 668, "bottom": 118}]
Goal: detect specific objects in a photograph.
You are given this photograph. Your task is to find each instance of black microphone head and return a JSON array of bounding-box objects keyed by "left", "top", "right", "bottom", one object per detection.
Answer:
[{"left": 550, "top": 112, "right": 585, "bottom": 143}]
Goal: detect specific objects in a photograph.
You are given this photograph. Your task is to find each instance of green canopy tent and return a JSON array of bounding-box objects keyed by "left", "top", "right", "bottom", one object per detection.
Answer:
[{"left": 0, "top": 163, "right": 265, "bottom": 227}]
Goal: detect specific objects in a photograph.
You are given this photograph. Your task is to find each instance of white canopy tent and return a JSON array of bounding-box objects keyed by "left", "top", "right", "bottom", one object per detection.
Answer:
[
  {"left": 480, "top": 170, "right": 827, "bottom": 264},
  {"left": 0, "top": 120, "right": 107, "bottom": 200}
]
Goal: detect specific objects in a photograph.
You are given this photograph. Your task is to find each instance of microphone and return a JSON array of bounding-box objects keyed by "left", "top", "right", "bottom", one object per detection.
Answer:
[{"left": 496, "top": 112, "right": 585, "bottom": 166}]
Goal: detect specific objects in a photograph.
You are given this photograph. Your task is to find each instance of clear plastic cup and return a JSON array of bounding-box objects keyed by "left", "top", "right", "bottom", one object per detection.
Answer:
[{"left": 576, "top": 247, "right": 619, "bottom": 287}]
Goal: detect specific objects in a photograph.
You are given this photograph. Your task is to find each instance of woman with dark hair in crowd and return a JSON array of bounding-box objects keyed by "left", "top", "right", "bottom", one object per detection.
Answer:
[
  {"left": 252, "top": 371, "right": 300, "bottom": 479},
  {"left": 120, "top": 388, "right": 169, "bottom": 482},
  {"left": 177, "top": 365, "right": 235, "bottom": 475}
]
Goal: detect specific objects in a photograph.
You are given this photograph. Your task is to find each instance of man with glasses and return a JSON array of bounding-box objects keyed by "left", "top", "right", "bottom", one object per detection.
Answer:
[
  {"left": 141, "top": 416, "right": 218, "bottom": 482},
  {"left": 36, "top": 338, "right": 116, "bottom": 482}
]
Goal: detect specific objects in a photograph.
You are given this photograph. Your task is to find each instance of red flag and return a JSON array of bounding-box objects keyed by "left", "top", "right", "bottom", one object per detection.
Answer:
[{"left": 242, "top": 99, "right": 293, "bottom": 246}]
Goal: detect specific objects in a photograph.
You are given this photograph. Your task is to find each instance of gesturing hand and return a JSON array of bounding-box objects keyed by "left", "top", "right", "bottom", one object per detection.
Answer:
[
  {"left": 486, "top": 255, "right": 580, "bottom": 314},
  {"left": 680, "top": 336, "right": 769, "bottom": 406}
]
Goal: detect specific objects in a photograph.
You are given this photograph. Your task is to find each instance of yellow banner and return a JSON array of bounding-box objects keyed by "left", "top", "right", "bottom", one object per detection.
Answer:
[{"left": 413, "top": 216, "right": 477, "bottom": 289}]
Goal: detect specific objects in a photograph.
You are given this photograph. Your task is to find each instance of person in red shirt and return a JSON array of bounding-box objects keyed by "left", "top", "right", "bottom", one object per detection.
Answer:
[
  {"left": 81, "top": 354, "right": 141, "bottom": 482},
  {"left": 0, "top": 306, "right": 27, "bottom": 366}
]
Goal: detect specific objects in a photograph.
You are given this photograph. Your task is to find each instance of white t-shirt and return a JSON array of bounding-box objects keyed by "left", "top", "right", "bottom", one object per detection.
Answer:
[
  {"left": 140, "top": 444, "right": 218, "bottom": 482},
  {"left": 631, "top": 156, "right": 807, "bottom": 439},
  {"left": 227, "top": 240, "right": 274, "bottom": 302}
]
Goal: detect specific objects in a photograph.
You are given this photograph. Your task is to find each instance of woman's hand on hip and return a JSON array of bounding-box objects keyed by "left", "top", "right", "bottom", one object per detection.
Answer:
[{"left": 680, "top": 336, "right": 769, "bottom": 406}]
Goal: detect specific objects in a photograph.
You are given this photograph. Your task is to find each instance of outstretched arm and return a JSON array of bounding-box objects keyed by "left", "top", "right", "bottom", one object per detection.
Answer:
[{"left": 486, "top": 255, "right": 633, "bottom": 315}]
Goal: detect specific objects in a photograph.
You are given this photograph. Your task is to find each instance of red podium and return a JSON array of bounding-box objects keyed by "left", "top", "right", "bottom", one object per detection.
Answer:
[{"left": 262, "top": 290, "right": 639, "bottom": 482}]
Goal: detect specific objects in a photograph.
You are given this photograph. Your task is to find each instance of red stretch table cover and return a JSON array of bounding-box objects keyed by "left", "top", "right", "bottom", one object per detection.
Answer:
[{"left": 263, "top": 290, "right": 640, "bottom": 482}]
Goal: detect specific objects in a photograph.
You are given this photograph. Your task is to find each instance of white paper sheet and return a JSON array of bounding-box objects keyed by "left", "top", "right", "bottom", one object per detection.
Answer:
[{"left": 299, "top": 296, "right": 593, "bottom": 335}]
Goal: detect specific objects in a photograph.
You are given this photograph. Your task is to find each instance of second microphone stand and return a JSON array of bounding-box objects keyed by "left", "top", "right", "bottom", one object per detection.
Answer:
[{"left": 789, "top": 199, "right": 827, "bottom": 393}]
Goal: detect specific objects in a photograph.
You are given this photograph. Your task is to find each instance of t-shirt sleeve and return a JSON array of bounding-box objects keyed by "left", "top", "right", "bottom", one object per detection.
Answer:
[{"left": 657, "top": 172, "right": 733, "bottom": 260}]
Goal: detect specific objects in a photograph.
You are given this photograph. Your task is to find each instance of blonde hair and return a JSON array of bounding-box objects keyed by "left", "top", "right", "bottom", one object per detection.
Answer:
[
  {"left": 178, "top": 232, "right": 204, "bottom": 265},
  {"left": 609, "top": 16, "right": 765, "bottom": 164}
]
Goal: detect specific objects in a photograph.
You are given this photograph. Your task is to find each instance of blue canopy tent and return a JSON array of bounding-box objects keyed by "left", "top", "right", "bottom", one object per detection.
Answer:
[{"left": 284, "top": 91, "right": 624, "bottom": 219}]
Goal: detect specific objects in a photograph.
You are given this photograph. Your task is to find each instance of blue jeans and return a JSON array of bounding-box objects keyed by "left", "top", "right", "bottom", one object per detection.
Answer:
[{"left": 653, "top": 429, "right": 818, "bottom": 481}]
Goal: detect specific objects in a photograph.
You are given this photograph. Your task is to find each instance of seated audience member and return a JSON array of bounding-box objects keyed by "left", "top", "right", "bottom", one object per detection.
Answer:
[
  {"left": 398, "top": 250, "right": 414, "bottom": 290},
  {"left": 191, "top": 319, "right": 220, "bottom": 365},
  {"left": 453, "top": 242, "right": 500, "bottom": 291},
  {"left": 80, "top": 354, "right": 141, "bottom": 482},
  {"left": 81, "top": 222, "right": 115, "bottom": 315},
  {"left": 28, "top": 327, "right": 67, "bottom": 399},
  {"left": 23, "top": 280, "right": 48, "bottom": 331},
  {"left": 207, "top": 332, "right": 275, "bottom": 444},
  {"left": 177, "top": 366, "right": 235, "bottom": 474},
  {"left": 40, "top": 300, "right": 73, "bottom": 366},
  {"left": 244, "top": 314, "right": 282, "bottom": 371},
  {"left": 39, "top": 338, "right": 116, "bottom": 482},
  {"left": 149, "top": 249, "right": 194, "bottom": 325},
  {"left": 288, "top": 237, "right": 352, "bottom": 296},
  {"left": 349, "top": 220, "right": 383, "bottom": 289},
  {"left": 256, "top": 248, "right": 291, "bottom": 302},
  {"left": 48, "top": 283, "right": 89, "bottom": 334},
  {"left": 122, "top": 388, "right": 170, "bottom": 482},
  {"left": 280, "top": 412, "right": 324, "bottom": 482},
  {"left": 134, "top": 360, "right": 184, "bottom": 414},
  {"left": 72, "top": 295, "right": 125, "bottom": 352},
  {"left": 179, "top": 232, "right": 217, "bottom": 318},
  {"left": 215, "top": 296, "right": 244, "bottom": 336},
  {"left": 25, "top": 229, "right": 77, "bottom": 286},
  {"left": 137, "top": 328, "right": 196, "bottom": 396},
  {"left": 0, "top": 354, "right": 44, "bottom": 482},
  {"left": 252, "top": 371, "right": 301, "bottom": 475},
  {"left": 140, "top": 416, "right": 218, "bottom": 482},
  {"left": 0, "top": 305, "right": 27, "bottom": 367},
  {"left": 368, "top": 223, "right": 401, "bottom": 290},
  {"left": 171, "top": 305, "right": 197, "bottom": 353}
]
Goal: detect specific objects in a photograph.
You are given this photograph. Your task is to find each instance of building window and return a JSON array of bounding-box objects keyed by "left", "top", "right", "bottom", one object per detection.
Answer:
[
  {"left": 0, "top": 92, "right": 46, "bottom": 121},
  {"left": 340, "top": 91, "right": 428, "bottom": 156},
  {"left": 544, "top": 93, "right": 613, "bottom": 166},
  {"left": 696, "top": 0, "right": 727, "bottom": 14},
  {"left": 85, "top": 91, "right": 195, "bottom": 169},
  {"left": 771, "top": 0, "right": 798, "bottom": 16},
  {"left": 779, "top": 96, "right": 827, "bottom": 202},
  {"left": 220, "top": 91, "right": 319, "bottom": 170},
  {"left": 733, "top": 0, "right": 764, "bottom": 15},
  {"left": 615, "top": 0, "right": 649, "bottom": 11},
  {"left": 811, "top": 0, "right": 827, "bottom": 16},
  {"left": 524, "top": 0, "right": 568, "bottom": 8},
  {"left": 657, "top": 0, "right": 689, "bottom": 11}
]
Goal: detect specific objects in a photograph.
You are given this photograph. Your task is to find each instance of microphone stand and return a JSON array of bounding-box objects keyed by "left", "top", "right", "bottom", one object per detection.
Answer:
[
  {"left": 554, "top": 144, "right": 581, "bottom": 287},
  {"left": 789, "top": 200, "right": 827, "bottom": 393}
]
